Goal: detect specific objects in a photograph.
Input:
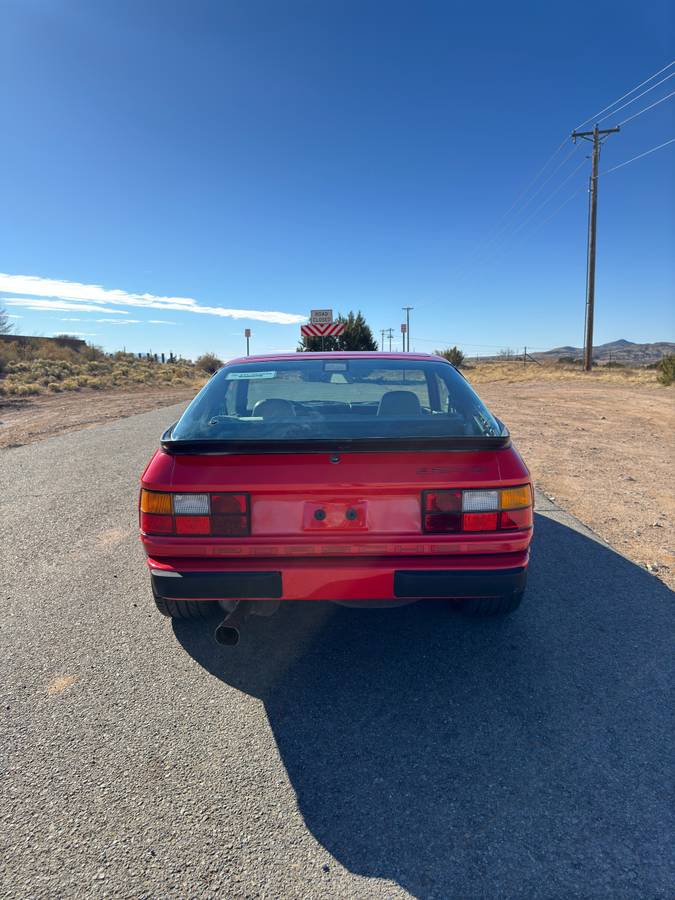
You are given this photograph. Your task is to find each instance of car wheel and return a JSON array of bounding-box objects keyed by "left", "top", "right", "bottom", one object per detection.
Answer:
[
  {"left": 458, "top": 590, "right": 524, "bottom": 617},
  {"left": 152, "top": 590, "right": 217, "bottom": 620}
]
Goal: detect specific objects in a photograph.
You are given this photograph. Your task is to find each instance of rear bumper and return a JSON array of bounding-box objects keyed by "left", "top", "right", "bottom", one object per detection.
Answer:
[{"left": 149, "top": 552, "right": 529, "bottom": 602}]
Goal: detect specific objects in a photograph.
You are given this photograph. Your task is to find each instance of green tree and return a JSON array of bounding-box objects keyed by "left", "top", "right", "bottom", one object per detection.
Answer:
[
  {"left": 0, "top": 307, "right": 13, "bottom": 335},
  {"left": 300, "top": 310, "right": 378, "bottom": 352},
  {"left": 657, "top": 354, "right": 674, "bottom": 386},
  {"left": 435, "top": 346, "right": 465, "bottom": 367}
]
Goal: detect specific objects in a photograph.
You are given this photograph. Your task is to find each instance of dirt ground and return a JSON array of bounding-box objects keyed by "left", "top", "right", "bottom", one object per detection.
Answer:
[
  {"left": 0, "top": 385, "right": 197, "bottom": 451},
  {"left": 1, "top": 379, "right": 672, "bottom": 589},
  {"left": 478, "top": 380, "right": 674, "bottom": 590}
]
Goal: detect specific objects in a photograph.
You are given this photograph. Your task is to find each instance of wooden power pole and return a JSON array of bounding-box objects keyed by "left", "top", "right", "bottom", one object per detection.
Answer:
[{"left": 571, "top": 124, "right": 620, "bottom": 371}]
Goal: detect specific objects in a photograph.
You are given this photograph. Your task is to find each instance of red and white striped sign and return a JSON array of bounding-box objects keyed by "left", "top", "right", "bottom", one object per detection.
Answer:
[{"left": 301, "top": 322, "right": 345, "bottom": 337}]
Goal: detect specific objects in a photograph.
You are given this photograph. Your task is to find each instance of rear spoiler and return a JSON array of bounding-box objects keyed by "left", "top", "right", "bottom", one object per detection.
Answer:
[{"left": 159, "top": 425, "right": 511, "bottom": 456}]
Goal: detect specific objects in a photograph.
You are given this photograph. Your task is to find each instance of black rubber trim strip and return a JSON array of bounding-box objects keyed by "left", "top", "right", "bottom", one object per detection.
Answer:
[
  {"left": 394, "top": 567, "right": 526, "bottom": 598},
  {"left": 160, "top": 435, "right": 511, "bottom": 455},
  {"left": 152, "top": 571, "right": 282, "bottom": 599}
]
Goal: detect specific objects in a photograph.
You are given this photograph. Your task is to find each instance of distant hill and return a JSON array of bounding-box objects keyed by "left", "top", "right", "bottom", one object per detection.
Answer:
[{"left": 535, "top": 339, "right": 674, "bottom": 365}]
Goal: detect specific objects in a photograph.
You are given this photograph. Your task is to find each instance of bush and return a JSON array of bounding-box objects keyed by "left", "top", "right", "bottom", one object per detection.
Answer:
[
  {"left": 195, "top": 352, "right": 223, "bottom": 374},
  {"left": 557, "top": 356, "right": 578, "bottom": 365},
  {"left": 435, "top": 346, "right": 465, "bottom": 367},
  {"left": 12, "top": 382, "right": 41, "bottom": 396},
  {"left": 657, "top": 354, "right": 674, "bottom": 386}
]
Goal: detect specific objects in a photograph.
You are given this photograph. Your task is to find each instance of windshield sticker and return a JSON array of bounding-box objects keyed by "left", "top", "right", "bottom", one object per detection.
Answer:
[{"left": 225, "top": 371, "right": 277, "bottom": 380}]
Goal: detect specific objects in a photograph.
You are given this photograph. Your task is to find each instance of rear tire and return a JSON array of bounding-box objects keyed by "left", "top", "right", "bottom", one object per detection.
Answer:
[
  {"left": 152, "top": 590, "right": 217, "bottom": 621},
  {"left": 458, "top": 590, "right": 524, "bottom": 617}
]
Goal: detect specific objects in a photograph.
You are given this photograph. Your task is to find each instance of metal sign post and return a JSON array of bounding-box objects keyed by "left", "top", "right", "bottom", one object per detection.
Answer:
[{"left": 244, "top": 328, "right": 251, "bottom": 356}]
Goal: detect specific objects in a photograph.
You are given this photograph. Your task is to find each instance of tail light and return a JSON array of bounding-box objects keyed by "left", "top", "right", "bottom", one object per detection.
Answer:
[
  {"left": 140, "top": 490, "right": 250, "bottom": 537},
  {"left": 423, "top": 485, "right": 532, "bottom": 533}
]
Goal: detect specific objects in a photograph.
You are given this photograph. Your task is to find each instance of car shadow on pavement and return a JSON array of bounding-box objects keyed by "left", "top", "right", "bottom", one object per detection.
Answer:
[{"left": 173, "top": 513, "right": 674, "bottom": 899}]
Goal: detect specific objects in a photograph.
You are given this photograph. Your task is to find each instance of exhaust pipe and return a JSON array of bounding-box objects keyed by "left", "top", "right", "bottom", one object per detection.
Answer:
[{"left": 214, "top": 602, "right": 249, "bottom": 646}]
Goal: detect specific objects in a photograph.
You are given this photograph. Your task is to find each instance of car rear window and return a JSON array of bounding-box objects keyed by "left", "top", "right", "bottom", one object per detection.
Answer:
[{"left": 169, "top": 357, "right": 503, "bottom": 443}]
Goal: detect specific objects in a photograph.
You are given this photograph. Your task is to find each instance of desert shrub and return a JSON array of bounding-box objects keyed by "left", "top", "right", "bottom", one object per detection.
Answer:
[
  {"left": 195, "top": 352, "right": 223, "bottom": 374},
  {"left": 603, "top": 361, "right": 625, "bottom": 369},
  {"left": 47, "top": 381, "right": 63, "bottom": 392},
  {"left": 12, "top": 382, "right": 41, "bottom": 396},
  {"left": 557, "top": 356, "right": 578, "bottom": 365},
  {"left": 61, "top": 378, "right": 80, "bottom": 391},
  {"left": 657, "top": 354, "right": 674, "bottom": 386},
  {"left": 435, "top": 346, "right": 465, "bottom": 367}
]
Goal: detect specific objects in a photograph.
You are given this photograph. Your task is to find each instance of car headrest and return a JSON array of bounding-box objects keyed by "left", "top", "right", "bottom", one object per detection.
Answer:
[
  {"left": 377, "top": 390, "right": 422, "bottom": 416},
  {"left": 252, "top": 398, "right": 296, "bottom": 418}
]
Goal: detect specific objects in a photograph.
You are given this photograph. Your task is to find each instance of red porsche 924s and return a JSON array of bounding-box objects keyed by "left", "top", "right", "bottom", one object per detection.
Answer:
[{"left": 139, "top": 353, "right": 533, "bottom": 644}]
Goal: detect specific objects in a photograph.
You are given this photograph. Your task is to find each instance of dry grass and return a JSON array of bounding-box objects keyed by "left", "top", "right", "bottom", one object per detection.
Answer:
[
  {"left": 0, "top": 343, "right": 204, "bottom": 399},
  {"left": 466, "top": 360, "right": 664, "bottom": 386}
]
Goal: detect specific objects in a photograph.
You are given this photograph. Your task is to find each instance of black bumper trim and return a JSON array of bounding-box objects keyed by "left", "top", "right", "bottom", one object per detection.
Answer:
[
  {"left": 394, "top": 567, "right": 527, "bottom": 599},
  {"left": 151, "top": 571, "right": 282, "bottom": 600}
]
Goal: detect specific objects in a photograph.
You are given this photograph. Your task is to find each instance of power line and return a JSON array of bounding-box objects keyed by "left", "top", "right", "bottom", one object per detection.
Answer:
[
  {"left": 573, "top": 59, "right": 675, "bottom": 130},
  {"left": 528, "top": 184, "right": 588, "bottom": 234},
  {"left": 510, "top": 144, "right": 581, "bottom": 218},
  {"left": 497, "top": 137, "right": 569, "bottom": 221},
  {"left": 507, "top": 156, "right": 589, "bottom": 239},
  {"left": 601, "top": 137, "right": 675, "bottom": 175},
  {"left": 617, "top": 89, "right": 675, "bottom": 126},
  {"left": 595, "top": 72, "right": 675, "bottom": 124}
]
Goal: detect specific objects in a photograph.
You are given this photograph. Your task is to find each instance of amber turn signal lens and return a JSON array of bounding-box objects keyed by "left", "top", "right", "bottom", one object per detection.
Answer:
[
  {"left": 500, "top": 485, "right": 532, "bottom": 510},
  {"left": 140, "top": 490, "right": 173, "bottom": 514}
]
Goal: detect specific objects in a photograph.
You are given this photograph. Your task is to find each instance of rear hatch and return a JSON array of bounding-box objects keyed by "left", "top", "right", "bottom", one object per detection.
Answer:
[{"left": 142, "top": 446, "right": 530, "bottom": 555}]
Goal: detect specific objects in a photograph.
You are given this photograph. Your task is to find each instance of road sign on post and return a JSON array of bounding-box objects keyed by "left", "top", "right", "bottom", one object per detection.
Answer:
[
  {"left": 310, "top": 309, "right": 333, "bottom": 325},
  {"left": 300, "top": 322, "right": 345, "bottom": 338},
  {"left": 400, "top": 323, "right": 407, "bottom": 333},
  {"left": 244, "top": 328, "right": 251, "bottom": 356}
]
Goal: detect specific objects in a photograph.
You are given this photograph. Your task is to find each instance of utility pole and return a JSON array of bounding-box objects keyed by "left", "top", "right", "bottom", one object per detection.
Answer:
[
  {"left": 384, "top": 328, "right": 394, "bottom": 352},
  {"left": 402, "top": 306, "right": 413, "bottom": 351},
  {"left": 571, "top": 124, "right": 620, "bottom": 371},
  {"left": 380, "top": 328, "right": 386, "bottom": 351}
]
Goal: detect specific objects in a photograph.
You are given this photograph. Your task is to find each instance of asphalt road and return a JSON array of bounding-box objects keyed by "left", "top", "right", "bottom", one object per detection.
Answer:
[{"left": 1, "top": 403, "right": 673, "bottom": 899}]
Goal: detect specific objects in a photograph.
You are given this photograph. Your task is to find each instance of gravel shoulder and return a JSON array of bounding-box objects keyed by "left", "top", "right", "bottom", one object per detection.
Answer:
[
  {"left": 477, "top": 379, "right": 674, "bottom": 590},
  {"left": 0, "top": 385, "right": 197, "bottom": 450}
]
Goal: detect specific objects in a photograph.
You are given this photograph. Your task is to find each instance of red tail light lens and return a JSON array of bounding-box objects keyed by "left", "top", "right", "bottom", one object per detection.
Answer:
[
  {"left": 139, "top": 491, "right": 250, "bottom": 537},
  {"left": 211, "top": 493, "right": 249, "bottom": 536},
  {"left": 423, "top": 486, "right": 532, "bottom": 533},
  {"left": 422, "top": 490, "right": 462, "bottom": 532},
  {"left": 500, "top": 507, "right": 533, "bottom": 529},
  {"left": 463, "top": 512, "right": 499, "bottom": 531},
  {"left": 175, "top": 515, "right": 211, "bottom": 535},
  {"left": 140, "top": 511, "right": 174, "bottom": 534}
]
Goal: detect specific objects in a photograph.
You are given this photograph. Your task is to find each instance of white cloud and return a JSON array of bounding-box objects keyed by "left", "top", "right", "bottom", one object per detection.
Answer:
[
  {"left": 60, "top": 317, "right": 82, "bottom": 321},
  {"left": 148, "top": 319, "right": 176, "bottom": 325},
  {"left": 0, "top": 273, "right": 307, "bottom": 325},
  {"left": 95, "top": 318, "right": 142, "bottom": 324},
  {"left": 51, "top": 331, "right": 97, "bottom": 337},
  {"left": 4, "top": 298, "right": 128, "bottom": 314},
  {"left": 7, "top": 313, "right": 23, "bottom": 318}
]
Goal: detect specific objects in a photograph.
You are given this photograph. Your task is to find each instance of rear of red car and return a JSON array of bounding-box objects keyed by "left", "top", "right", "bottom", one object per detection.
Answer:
[{"left": 139, "top": 353, "right": 533, "bottom": 629}]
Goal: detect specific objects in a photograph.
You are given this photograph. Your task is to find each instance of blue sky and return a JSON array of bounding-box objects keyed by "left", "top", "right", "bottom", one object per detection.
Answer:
[{"left": 1, "top": 1, "right": 673, "bottom": 360}]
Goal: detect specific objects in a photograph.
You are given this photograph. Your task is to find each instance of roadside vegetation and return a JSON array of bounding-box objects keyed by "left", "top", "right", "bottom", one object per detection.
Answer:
[
  {"left": 0, "top": 335, "right": 206, "bottom": 399},
  {"left": 467, "top": 357, "right": 673, "bottom": 386}
]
